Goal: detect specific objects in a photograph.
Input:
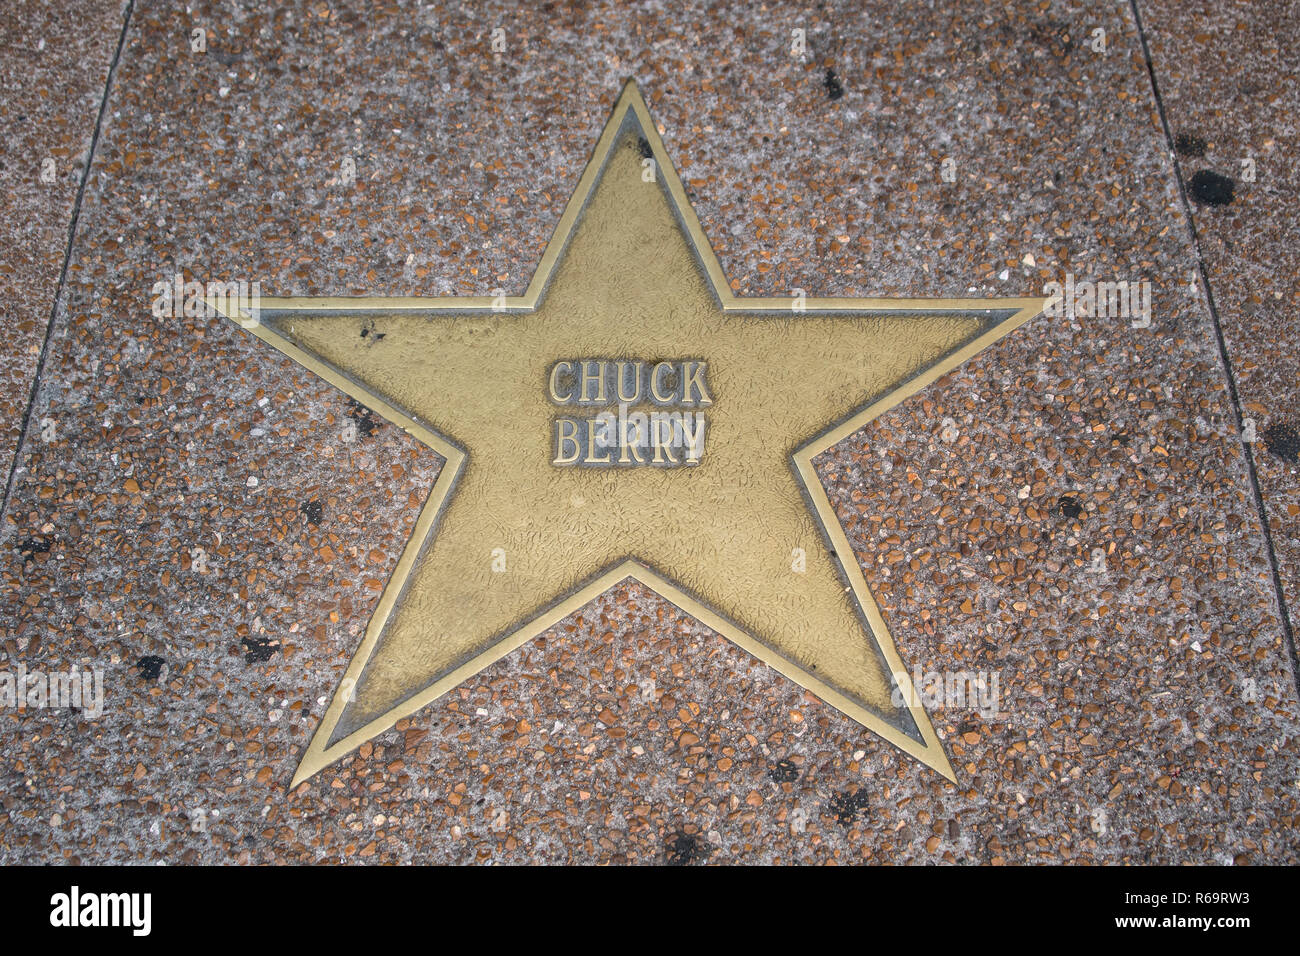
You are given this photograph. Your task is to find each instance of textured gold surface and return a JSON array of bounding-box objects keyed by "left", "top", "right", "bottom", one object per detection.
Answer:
[{"left": 211, "top": 81, "right": 1045, "bottom": 786}]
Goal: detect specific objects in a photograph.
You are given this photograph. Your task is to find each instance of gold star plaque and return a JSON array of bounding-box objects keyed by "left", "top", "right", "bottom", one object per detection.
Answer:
[{"left": 211, "top": 81, "right": 1044, "bottom": 787}]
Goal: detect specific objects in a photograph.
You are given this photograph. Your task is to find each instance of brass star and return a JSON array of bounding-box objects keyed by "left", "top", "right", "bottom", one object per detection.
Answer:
[{"left": 211, "top": 81, "right": 1044, "bottom": 786}]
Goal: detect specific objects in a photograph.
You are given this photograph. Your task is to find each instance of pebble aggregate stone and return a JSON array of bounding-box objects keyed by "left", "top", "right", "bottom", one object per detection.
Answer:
[
  {"left": 0, "top": 0, "right": 1297, "bottom": 864},
  {"left": 1140, "top": 0, "right": 1300, "bottom": 655},
  {"left": 0, "top": 0, "right": 128, "bottom": 479}
]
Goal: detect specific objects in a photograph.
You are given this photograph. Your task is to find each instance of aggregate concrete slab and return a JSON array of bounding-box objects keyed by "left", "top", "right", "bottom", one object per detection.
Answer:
[
  {"left": 0, "top": 0, "right": 129, "bottom": 490},
  {"left": 0, "top": 0, "right": 1295, "bottom": 864},
  {"left": 1137, "top": 0, "right": 1300, "bottom": 673}
]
